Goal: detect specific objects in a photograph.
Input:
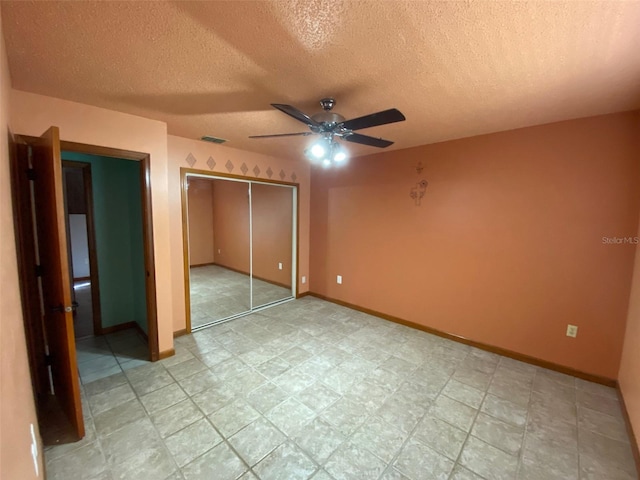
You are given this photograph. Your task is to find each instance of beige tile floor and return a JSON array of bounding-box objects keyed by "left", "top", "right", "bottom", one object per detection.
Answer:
[
  {"left": 190, "top": 265, "right": 293, "bottom": 328},
  {"left": 73, "top": 280, "right": 95, "bottom": 339},
  {"left": 76, "top": 328, "right": 150, "bottom": 384},
  {"left": 46, "top": 297, "right": 638, "bottom": 480}
]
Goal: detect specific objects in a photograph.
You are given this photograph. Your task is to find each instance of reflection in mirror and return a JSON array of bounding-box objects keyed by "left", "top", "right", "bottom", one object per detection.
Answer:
[
  {"left": 251, "top": 182, "right": 294, "bottom": 308},
  {"left": 187, "top": 176, "right": 250, "bottom": 328}
]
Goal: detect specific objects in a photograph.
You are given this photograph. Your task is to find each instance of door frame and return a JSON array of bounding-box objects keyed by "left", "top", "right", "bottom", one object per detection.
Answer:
[
  {"left": 62, "top": 160, "right": 103, "bottom": 337},
  {"left": 180, "top": 167, "right": 300, "bottom": 334},
  {"left": 18, "top": 135, "right": 160, "bottom": 361}
]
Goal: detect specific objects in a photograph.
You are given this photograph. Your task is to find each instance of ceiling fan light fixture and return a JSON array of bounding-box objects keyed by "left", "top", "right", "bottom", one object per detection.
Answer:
[
  {"left": 250, "top": 99, "right": 405, "bottom": 162},
  {"left": 250, "top": 99, "right": 405, "bottom": 165},
  {"left": 332, "top": 144, "right": 348, "bottom": 163},
  {"left": 310, "top": 142, "right": 326, "bottom": 158}
]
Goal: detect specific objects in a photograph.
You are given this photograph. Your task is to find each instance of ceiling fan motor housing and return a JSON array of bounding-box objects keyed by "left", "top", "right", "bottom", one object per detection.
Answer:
[
  {"left": 319, "top": 98, "right": 336, "bottom": 111},
  {"left": 311, "top": 111, "right": 346, "bottom": 127}
]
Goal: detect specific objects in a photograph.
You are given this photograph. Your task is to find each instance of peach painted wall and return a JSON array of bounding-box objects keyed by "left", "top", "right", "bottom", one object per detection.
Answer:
[
  {"left": 5, "top": 90, "right": 311, "bottom": 346},
  {"left": 618, "top": 121, "right": 640, "bottom": 445},
  {"left": 212, "top": 179, "right": 251, "bottom": 273},
  {"left": 0, "top": 18, "right": 43, "bottom": 480},
  {"left": 187, "top": 178, "right": 215, "bottom": 266},
  {"left": 310, "top": 112, "right": 640, "bottom": 379},
  {"left": 207, "top": 181, "right": 294, "bottom": 286},
  {"left": 9, "top": 89, "right": 174, "bottom": 354},
  {"left": 167, "top": 135, "right": 309, "bottom": 333},
  {"left": 252, "top": 183, "right": 293, "bottom": 287}
]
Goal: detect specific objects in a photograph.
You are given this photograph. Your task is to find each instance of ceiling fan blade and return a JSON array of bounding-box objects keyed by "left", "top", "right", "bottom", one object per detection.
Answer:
[
  {"left": 249, "top": 132, "right": 313, "bottom": 139},
  {"left": 271, "top": 104, "right": 321, "bottom": 127},
  {"left": 343, "top": 133, "right": 394, "bottom": 148},
  {"left": 341, "top": 108, "right": 406, "bottom": 131}
]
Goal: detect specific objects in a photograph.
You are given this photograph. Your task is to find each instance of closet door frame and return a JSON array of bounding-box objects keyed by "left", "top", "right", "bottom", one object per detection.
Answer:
[{"left": 180, "top": 167, "right": 299, "bottom": 334}]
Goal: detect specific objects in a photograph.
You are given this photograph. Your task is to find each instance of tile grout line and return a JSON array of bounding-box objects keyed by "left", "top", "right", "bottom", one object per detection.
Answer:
[
  {"left": 445, "top": 350, "right": 498, "bottom": 480},
  {"left": 514, "top": 361, "right": 537, "bottom": 480}
]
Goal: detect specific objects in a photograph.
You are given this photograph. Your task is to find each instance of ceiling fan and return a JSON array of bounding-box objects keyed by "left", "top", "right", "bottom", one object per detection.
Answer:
[{"left": 249, "top": 98, "right": 406, "bottom": 165}]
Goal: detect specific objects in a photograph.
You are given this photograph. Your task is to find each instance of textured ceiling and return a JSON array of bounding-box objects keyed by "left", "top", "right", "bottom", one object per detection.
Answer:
[{"left": 2, "top": 1, "right": 640, "bottom": 160}]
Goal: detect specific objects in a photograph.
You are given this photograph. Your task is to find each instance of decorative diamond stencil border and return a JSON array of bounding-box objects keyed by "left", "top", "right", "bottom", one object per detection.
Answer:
[
  {"left": 240, "top": 163, "right": 248, "bottom": 175},
  {"left": 225, "top": 159, "right": 234, "bottom": 173},
  {"left": 185, "top": 153, "right": 197, "bottom": 167},
  {"left": 291, "top": 172, "right": 297, "bottom": 182},
  {"left": 279, "top": 169, "right": 286, "bottom": 180},
  {"left": 266, "top": 167, "right": 274, "bottom": 179},
  {"left": 207, "top": 156, "right": 216, "bottom": 170},
  {"left": 253, "top": 165, "right": 261, "bottom": 177}
]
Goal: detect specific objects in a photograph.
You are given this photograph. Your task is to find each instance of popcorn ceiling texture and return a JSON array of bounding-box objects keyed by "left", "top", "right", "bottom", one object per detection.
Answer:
[{"left": 2, "top": 1, "right": 639, "bottom": 160}]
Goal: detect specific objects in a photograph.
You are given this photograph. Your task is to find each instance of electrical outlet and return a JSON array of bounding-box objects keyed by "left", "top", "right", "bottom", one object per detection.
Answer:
[
  {"left": 301, "top": 276, "right": 306, "bottom": 284},
  {"left": 278, "top": 262, "right": 283, "bottom": 270},
  {"left": 566, "top": 324, "right": 578, "bottom": 338},
  {"left": 337, "top": 275, "right": 342, "bottom": 285}
]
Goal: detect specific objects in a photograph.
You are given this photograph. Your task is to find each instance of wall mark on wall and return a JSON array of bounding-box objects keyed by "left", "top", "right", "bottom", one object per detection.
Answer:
[
  {"left": 207, "top": 156, "right": 216, "bottom": 170},
  {"left": 240, "top": 163, "right": 249, "bottom": 175},
  {"left": 185, "top": 153, "right": 197, "bottom": 167},
  {"left": 225, "top": 159, "right": 234, "bottom": 173},
  {"left": 253, "top": 165, "right": 261, "bottom": 177},
  {"left": 279, "top": 169, "right": 286, "bottom": 180},
  {"left": 410, "top": 180, "right": 428, "bottom": 206},
  {"left": 415, "top": 161, "right": 424, "bottom": 174},
  {"left": 291, "top": 172, "right": 297, "bottom": 182},
  {"left": 266, "top": 167, "right": 274, "bottom": 179}
]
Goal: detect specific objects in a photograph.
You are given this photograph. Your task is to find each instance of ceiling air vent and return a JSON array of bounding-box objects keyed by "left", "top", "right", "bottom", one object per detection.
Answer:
[{"left": 201, "top": 135, "right": 227, "bottom": 144}]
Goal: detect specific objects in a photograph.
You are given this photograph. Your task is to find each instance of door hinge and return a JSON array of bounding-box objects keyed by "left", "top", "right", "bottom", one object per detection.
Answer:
[
  {"left": 26, "top": 168, "right": 36, "bottom": 181},
  {"left": 34, "top": 264, "right": 43, "bottom": 277}
]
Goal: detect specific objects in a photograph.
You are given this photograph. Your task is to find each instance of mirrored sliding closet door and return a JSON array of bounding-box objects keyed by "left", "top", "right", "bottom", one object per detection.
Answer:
[
  {"left": 183, "top": 172, "right": 297, "bottom": 331},
  {"left": 251, "top": 182, "right": 295, "bottom": 309}
]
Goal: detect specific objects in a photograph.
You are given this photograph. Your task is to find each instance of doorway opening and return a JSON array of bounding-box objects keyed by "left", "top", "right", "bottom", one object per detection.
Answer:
[
  {"left": 11, "top": 129, "right": 159, "bottom": 445},
  {"left": 61, "top": 152, "right": 152, "bottom": 385},
  {"left": 62, "top": 161, "right": 101, "bottom": 339}
]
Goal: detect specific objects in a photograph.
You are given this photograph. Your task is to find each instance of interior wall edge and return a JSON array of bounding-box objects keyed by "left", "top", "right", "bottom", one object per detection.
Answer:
[
  {"left": 308, "top": 292, "right": 617, "bottom": 387},
  {"left": 173, "top": 329, "right": 187, "bottom": 338},
  {"left": 616, "top": 384, "right": 640, "bottom": 474},
  {"left": 618, "top": 147, "right": 640, "bottom": 475},
  {"left": 1, "top": 10, "right": 44, "bottom": 479},
  {"left": 158, "top": 348, "right": 175, "bottom": 360}
]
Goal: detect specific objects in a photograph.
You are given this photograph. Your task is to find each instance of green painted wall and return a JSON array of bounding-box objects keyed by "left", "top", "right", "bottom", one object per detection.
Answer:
[{"left": 62, "top": 152, "right": 148, "bottom": 333}]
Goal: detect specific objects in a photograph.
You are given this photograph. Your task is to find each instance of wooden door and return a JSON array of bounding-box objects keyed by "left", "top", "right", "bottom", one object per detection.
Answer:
[
  {"left": 10, "top": 139, "right": 50, "bottom": 398},
  {"left": 29, "top": 127, "right": 84, "bottom": 439}
]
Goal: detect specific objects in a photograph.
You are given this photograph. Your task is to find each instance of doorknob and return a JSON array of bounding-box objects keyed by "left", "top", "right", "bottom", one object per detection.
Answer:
[{"left": 51, "top": 303, "right": 77, "bottom": 313}]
